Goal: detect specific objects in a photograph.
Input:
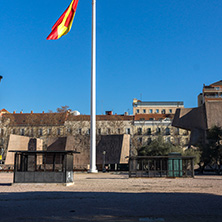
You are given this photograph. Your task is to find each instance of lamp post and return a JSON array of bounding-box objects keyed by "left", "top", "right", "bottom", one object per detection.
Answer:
[
  {"left": 102, "top": 150, "right": 106, "bottom": 172},
  {"left": 0, "top": 76, "right": 2, "bottom": 83}
]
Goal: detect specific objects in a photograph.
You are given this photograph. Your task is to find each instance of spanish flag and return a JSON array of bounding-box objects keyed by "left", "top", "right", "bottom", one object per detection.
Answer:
[{"left": 47, "top": 0, "right": 79, "bottom": 40}]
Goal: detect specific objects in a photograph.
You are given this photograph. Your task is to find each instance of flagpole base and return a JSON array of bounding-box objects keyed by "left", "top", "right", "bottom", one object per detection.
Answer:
[{"left": 88, "top": 168, "right": 98, "bottom": 173}]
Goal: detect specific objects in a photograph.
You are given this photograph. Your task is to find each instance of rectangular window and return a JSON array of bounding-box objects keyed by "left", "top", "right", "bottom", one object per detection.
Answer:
[
  {"left": 87, "top": 129, "right": 90, "bottom": 135},
  {"left": 161, "top": 109, "right": 166, "bottom": 114},
  {"left": 39, "top": 128, "right": 43, "bottom": 136},
  {"left": 117, "top": 128, "right": 121, "bottom": 134},
  {"left": 156, "top": 127, "right": 161, "bottom": 134},
  {"left": 138, "top": 128, "right": 142, "bottom": 135},
  {"left": 126, "top": 128, "right": 130, "bottom": 134},
  {"left": 136, "top": 109, "right": 139, "bottom": 113},
  {"left": 12, "top": 129, "right": 16, "bottom": 134},
  {"left": 169, "top": 109, "right": 172, "bottom": 113},
  {"left": 143, "top": 109, "right": 146, "bottom": 114},
  {"left": 149, "top": 109, "right": 153, "bottom": 114},
  {"left": 98, "top": 128, "right": 101, "bottom": 135},
  {"left": 20, "top": 129, "right": 24, "bottom": 136},
  {"left": 57, "top": 128, "right": 61, "bottom": 135},
  {"left": 165, "top": 127, "right": 170, "bottom": 135},
  {"left": 147, "top": 128, "right": 151, "bottom": 135},
  {"left": 107, "top": 128, "right": 111, "bottom": 134},
  {"left": 30, "top": 129, "right": 34, "bottom": 137},
  {"left": 67, "top": 128, "right": 72, "bottom": 134},
  {"left": 156, "top": 109, "right": 159, "bottom": 113},
  {"left": 48, "top": 128, "right": 52, "bottom": 135}
]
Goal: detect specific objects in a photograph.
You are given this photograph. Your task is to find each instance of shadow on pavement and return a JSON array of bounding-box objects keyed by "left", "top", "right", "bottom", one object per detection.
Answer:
[{"left": 0, "top": 191, "right": 221, "bottom": 222}]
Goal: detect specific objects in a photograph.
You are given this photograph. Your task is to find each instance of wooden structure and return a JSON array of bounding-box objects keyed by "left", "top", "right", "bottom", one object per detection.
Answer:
[{"left": 10, "top": 150, "right": 80, "bottom": 185}]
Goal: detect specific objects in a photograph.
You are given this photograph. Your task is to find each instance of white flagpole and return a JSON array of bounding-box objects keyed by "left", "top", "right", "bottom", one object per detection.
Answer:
[{"left": 89, "top": 0, "right": 98, "bottom": 173}]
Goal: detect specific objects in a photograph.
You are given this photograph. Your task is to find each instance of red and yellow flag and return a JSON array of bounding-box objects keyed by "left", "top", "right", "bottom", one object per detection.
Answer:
[{"left": 47, "top": 0, "right": 79, "bottom": 40}]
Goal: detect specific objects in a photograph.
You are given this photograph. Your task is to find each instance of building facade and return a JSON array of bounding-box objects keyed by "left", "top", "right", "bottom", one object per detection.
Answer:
[
  {"left": 133, "top": 99, "right": 184, "bottom": 115},
  {"left": 198, "top": 80, "right": 222, "bottom": 106}
]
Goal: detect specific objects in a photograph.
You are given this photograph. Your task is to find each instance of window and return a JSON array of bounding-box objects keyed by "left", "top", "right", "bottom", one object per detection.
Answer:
[
  {"left": 126, "top": 128, "right": 130, "bottom": 134},
  {"left": 67, "top": 128, "right": 72, "bottom": 134},
  {"left": 161, "top": 109, "right": 166, "bottom": 114},
  {"left": 0, "top": 129, "right": 4, "bottom": 136},
  {"left": 57, "top": 128, "right": 61, "bottom": 135},
  {"left": 165, "top": 127, "right": 170, "bottom": 135},
  {"left": 138, "top": 128, "right": 142, "bottom": 135},
  {"left": 39, "top": 128, "right": 43, "bottom": 136},
  {"left": 215, "top": 87, "right": 220, "bottom": 90},
  {"left": 117, "top": 128, "right": 121, "bottom": 134},
  {"left": 149, "top": 109, "right": 153, "bottom": 114},
  {"left": 87, "top": 129, "right": 90, "bottom": 135},
  {"left": 149, "top": 118, "right": 154, "bottom": 121},
  {"left": 156, "top": 109, "right": 159, "bottom": 113},
  {"left": 107, "top": 128, "right": 111, "bottom": 134},
  {"left": 175, "top": 128, "right": 180, "bottom": 135},
  {"left": 140, "top": 118, "right": 145, "bottom": 121},
  {"left": 12, "top": 129, "right": 16, "bottom": 134},
  {"left": 156, "top": 127, "right": 161, "bottom": 134},
  {"left": 147, "top": 128, "right": 151, "bottom": 135},
  {"left": 136, "top": 109, "right": 139, "bottom": 114},
  {"left": 30, "top": 129, "right": 34, "bottom": 137},
  {"left": 169, "top": 109, "right": 172, "bottom": 113},
  {"left": 98, "top": 128, "right": 101, "bottom": 135},
  {"left": 78, "top": 129, "right": 82, "bottom": 135},
  {"left": 47, "top": 128, "right": 52, "bottom": 135},
  {"left": 20, "top": 129, "right": 24, "bottom": 136},
  {"left": 143, "top": 109, "right": 146, "bottom": 114},
  {"left": 138, "top": 137, "right": 142, "bottom": 144}
]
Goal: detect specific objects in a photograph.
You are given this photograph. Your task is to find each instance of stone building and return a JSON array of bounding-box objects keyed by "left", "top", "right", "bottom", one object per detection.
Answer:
[
  {"left": 173, "top": 80, "right": 222, "bottom": 146},
  {"left": 198, "top": 80, "right": 222, "bottom": 107},
  {"left": 133, "top": 99, "right": 184, "bottom": 115},
  {"left": 0, "top": 109, "right": 190, "bottom": 168}
]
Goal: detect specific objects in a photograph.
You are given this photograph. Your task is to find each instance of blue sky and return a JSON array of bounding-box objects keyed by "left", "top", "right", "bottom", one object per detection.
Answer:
[{"left": 0, "top": 0, "right": 221, "bottom": 114}]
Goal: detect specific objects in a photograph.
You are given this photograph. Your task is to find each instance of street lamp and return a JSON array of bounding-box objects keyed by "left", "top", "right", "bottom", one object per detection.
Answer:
[
  {"left": 102, "top": 150, "right": 106, "bottom": 172},
  {"left": 0, "top": 76, "right": 2, "bottom": 83}
]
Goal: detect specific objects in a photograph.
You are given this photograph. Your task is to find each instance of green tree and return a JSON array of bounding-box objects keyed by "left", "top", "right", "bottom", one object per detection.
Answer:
[
  {"left": 138, "top": 136, "right": 200, "bottom": 164},
  {"left": 200, "top": 126, "right": 222, "bottom": 174}
]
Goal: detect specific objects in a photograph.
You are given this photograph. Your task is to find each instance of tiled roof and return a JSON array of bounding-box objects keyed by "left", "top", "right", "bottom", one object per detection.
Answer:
[
  {"left": 134, "top": 114, "right": 174, "bottom": 121},
  {"left": 67, "top": 114, "right": 134, "bottom": 121},
  {"left": 2, "top": 112, "right": 69, "bottom": 126},
  {"left": 0, "top": 109, "right": 10, "bottom": 113}
]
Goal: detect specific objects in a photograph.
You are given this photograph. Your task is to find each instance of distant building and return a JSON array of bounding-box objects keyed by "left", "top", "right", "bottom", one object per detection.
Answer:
[
  {"left": 132, "top": 99, "right": 184, "bottom": 115},
  {"left": 173, "top": 80, "right": 222, "bottom": 146},
  {"left": 198, "top": 80, "right": 222, "bottom": 106}
]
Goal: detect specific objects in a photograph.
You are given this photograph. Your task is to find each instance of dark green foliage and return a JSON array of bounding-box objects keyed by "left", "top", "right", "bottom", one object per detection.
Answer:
[
  {"left": 138, "top": 136, "right": 200, "bottom": 164},
  {"left": 199, "top": 126, "right": 222, "bottom": 174}
]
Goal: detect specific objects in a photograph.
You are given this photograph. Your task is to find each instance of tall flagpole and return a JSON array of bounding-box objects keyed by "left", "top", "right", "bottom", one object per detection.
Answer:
[{"left": 89, "top": 0, "right": 98, "bottom": 173}]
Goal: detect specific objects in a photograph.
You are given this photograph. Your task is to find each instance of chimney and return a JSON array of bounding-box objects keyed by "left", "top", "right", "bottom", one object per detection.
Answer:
[
  {"left": 105, "top": 111, "right": 112, "bottom": 115},
  {"left": 20, "top": 111, "right": 23, "bottom": 114},
  {"left": 124, "top": 112, "right": 128, "bottom": 116},
  {"left": 42, "top": 111, "right": 45, "bottom": 114},
  {"left": 31, "top": 110, "right": 33, "bottom": 114}
]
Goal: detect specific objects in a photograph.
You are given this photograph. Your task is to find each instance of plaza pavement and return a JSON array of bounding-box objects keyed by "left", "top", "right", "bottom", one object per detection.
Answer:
[{"left": 0, "top": 172, "right": 221, "bottom": 221}]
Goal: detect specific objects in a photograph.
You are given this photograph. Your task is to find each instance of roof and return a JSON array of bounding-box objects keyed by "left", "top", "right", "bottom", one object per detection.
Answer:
[
  {"left": 134, "top": 114, "right": 174, "bottom": 121},
  {"left": 67, "top": 114, "right": 134, "bottom": 121},
  {"left": 210, "top": 80, "right": 222, "bottom": 86},
  {"left": 0, "top": 109, "right": 10, "bottom": 114},
  {"left": 134, "top": 101, "right": 184, "bottom": 106},
  {"left": 2, "top": 112, "right": 69, "bottom": 126}
]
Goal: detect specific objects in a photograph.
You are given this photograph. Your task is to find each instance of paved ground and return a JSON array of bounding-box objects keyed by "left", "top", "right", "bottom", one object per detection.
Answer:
[{"left": 0, "top": 172, "right": 222, "bottom": 221}]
